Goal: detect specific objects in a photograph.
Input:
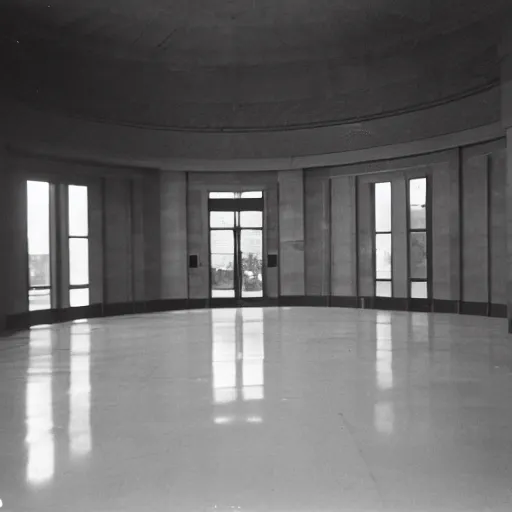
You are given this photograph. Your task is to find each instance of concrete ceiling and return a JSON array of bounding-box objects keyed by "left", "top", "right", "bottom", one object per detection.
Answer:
[
  {"left": 1, "top": 0, "right": 509, "bottom": 65},
  {"left": 0, "top": 0, "right": 510, "bottom": 132}
]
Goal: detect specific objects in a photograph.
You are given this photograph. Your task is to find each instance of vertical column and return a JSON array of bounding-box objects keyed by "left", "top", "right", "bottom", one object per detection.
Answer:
[
  {"left": 88, "top": 179, "right": 104, "bottom": 306},
  {"left": 331, "top": 176, "right": 357, "bottom": 299},
  {"left": 143, "top": 173, "right": 162, "bottom": 302},
  {"left": 7, "top": 170, "right": 29, "bottom": 316},
  {"left": 391, "top": 178, "right": 408, "bottom": 299},
  {"left": 358, "top": 179, "right": 373, "bottom": 298},
  {"left": 462, "top": 153, "right": 489, "bottom": 308},
  {"left": 131, "top": 179, "right": 146, "bottom": 302},
  {"left": 503, "top": 42, "right": 512, "bottom": 330},
  {"left": 304, "top": 173, "right": 330, "bottom": 297},
  {"left": 160, "top": 171, "right": 188, "bottom": 300},
  {"left": 265, "top": 186, "right": 279, "bottom": 298},
  {"left": 278, "top": 170, "right": 305, "bottom": 297},
  {"left": 104, "top": 178, "right": 132, "bottom": 304},
  {"left": 489, "top": 150, "right": 507, "bottom": 310},
  {"left": 507, "top": 130, "right": 512, "bottom": 331},
  {"left": 187, "top": 186, "right": 208, "bottom": 300},
  {"left": 431, "top": 154, "right": 460, "bottom": 304},
  {"left": 0, "top": 155, "right": 8, "bottom": 331}
]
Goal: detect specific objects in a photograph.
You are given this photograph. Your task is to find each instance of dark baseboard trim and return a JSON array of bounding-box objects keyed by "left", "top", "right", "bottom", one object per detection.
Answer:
[
  {"left": 432, "top": 299, "right": 459, "bottom": 314},
  {"left": 330, "top": 296, "right": 360, "bottom": 309},
  {"left": 459, "top": 301, "right": 489, "bottom": 317},
  {"left": 489, "top": 303, "right": 507, "bottom": 319},
  {"left": 2, "top": 297, "right": 508, "bottom": 335}
]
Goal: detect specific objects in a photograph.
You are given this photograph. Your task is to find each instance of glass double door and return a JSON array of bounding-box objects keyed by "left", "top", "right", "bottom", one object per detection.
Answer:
[{"left": 210, "top": 208, "right": 264, "bottom": 301}]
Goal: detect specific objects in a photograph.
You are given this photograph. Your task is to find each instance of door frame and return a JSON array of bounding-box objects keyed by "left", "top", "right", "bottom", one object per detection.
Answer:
[{"left": 208, "top": 194, "right": 268, "bottom": 308}]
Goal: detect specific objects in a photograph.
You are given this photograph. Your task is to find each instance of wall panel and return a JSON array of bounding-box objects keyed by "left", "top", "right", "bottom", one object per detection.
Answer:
[
  {"left": 161, "top": 172, "right": 188, "bottom": 299},
  {"left": 278, "top": 170, "right": 305, "bottom": 296},
  {"left": 461, "top": 153, "right": 489, "bottom": 303},
  {"left": 489, "top": 149, "right": 507, "bottom": 305},
  {"left": 331, "top": 176, "right": 357, "bottom": 297},
  {"left": 304, "top": 173, "right": 330, "bottom": 296},
  {"left": 104, "top": 178, "right": 132, "bottom": 304}
]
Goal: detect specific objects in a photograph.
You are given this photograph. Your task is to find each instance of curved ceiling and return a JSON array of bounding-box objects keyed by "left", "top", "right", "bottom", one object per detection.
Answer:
[
  {"left": 0, "top": 0, "right": 508, "bottom": 64},
  {"left": 0, "top": 0, "right": 510, "bottom": 132}
]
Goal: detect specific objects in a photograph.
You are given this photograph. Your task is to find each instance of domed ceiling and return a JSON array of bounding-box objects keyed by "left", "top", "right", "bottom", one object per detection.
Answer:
[{"left": 1, "top": 0, "right": 510, "bottom": 131}]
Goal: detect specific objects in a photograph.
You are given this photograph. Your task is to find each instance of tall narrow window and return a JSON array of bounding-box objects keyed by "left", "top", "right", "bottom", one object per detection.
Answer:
[
  {"left": 27, "top": 181, "right": 52, "bottom": 311},
  {"left": 374, "top": 182, "right": 392, "bottom": 297},
  {"left": 68, "top": 185, "right": 90, "bottom": 307},
  {"left": 408, "top": 178, "right": 428, "bottom": 298}
]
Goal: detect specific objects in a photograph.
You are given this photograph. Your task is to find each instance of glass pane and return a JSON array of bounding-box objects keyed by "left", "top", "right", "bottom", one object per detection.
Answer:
[
  {"left": 69, "top": 239, "right": 89, "bottom": 286},
  {"left": 68, "top": 185, "right": 88, "bottom": 237},
  {"left": 211, "top": 254, "right": 235, "bottom": 296},
  {"left": 210, "top": 230, "right": 234, "bottom": 254},
  {"left": 409, "top": 178, "right": 426, "bottom": 229},
  {"left": 240, "top": 211, "right": 263, "bottom": 228},
  {"left": 210, "top": 211, "right": 234, "bottom": 228},
  {"left": 376, "top": 281, "right": 392, "bottom": 297},
  {"left": 375, "top": 182, "right": 391, "bottom": 233},
  {"left": 410, "top": 232, "right": 427, "bottom": 279},
  {"left": 241, "top": 230, "right": 263, "bottom": 298},
  {"left": 411, "top": 281, "right": 428, "bottom": 299},
  {"left": 27, "top": 181, "right": 51, "bottom": 290},
  {"left": 209, "top": 192, "right": 235, "bottom": 199},
  {"left": 375, "top": 233, "right": 392, "bottom": 280},
  {"left": 210, "top": 230, "right": 235, "bottom": 296},
  {"left": 70, "top": 288, "right": 90, "bottom": 308},
  {"left": 241, "top": 191, "right": 263, "bottom": 198},
  {"left": 29, "top": 289, "right": 51, "bottom": 311}
]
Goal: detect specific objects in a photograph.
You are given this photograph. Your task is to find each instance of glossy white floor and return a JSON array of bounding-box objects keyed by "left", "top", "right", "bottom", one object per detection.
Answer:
[{"left": 1, "top": 307, "right": 512, "bottom": 512}]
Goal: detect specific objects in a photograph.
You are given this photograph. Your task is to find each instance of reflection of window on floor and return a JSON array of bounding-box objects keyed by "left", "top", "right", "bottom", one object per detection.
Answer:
[
  {"left": 27, "top": 181, "right": 52, "bottom": 311},
  {"left": 242, "top": 308, "right": 264, "bottom": 401},
  {"left": 69, "top": 321, "right": 92, "bottom": 457},
  {"left": 211, "top": 309, "right": 265, "bottom": 421},
  {"left": 408, "top": 178, "right": 429, "bottom": 298},
  {"left": 376, "top": 311, "right": 393, "bottom": 391},
  {"left": 212, "top": 309, "right": 237, "bottom": 404},
  {"left": 69, "top": 185, "right": 90, "bottom": 307},
  {"left": 26, "top": 327, "right": 54, "bottom": 485},
  {"left": 374, "top": 182, "right": 392, "bottom": 297}
]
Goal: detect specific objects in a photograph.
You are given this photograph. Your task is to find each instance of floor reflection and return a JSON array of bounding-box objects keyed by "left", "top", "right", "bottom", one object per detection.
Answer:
[
  {"left": 211, "top": 308, "right": 265, "bottom": 424},
  {"left": 376, "top": 311, "right": 393, "bottom": 391},
  {"left": 212, "top": 309, "right": 237, "bottom": 404},
  {"left": 26, "top": 327, "right": 54, "bottom": 486},
  {"left": 374, "top": 401, "right": 395, "bottom": 435},
  {"left": 242, "top": 308, "right": 264, "bottom": 401},
  {"left": 374, "top": 312, "right": 395, "bottom": 435},
  {"left": 69, "top": 322, "right": 92, "bottom": 458}
]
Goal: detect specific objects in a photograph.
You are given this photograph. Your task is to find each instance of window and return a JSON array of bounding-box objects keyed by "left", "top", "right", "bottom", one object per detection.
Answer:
[
  {"left": 27, "top": 181, "right": 52, "bottom": 311},
  {"left": 68, "top": 185, "right": 90, "bottom": 307},
  {"left": 208, "top": 191, "right": 264, "bottom": 299},
  {"left": 408, "top": 178, "right": 428, "bottom": 299},
  {"left": 374, "top": 182, "right": 392, "bottom": 297}
]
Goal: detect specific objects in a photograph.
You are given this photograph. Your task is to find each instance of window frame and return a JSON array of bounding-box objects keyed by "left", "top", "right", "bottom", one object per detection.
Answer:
[
  {"left": 26, "top": 180, "right": 54, "bottom": 312},
  {"left": 406, "top": 176, "right": 431, "bottom": 301},
  {"left": 68, "top": 184, "right": 90, "bottom": 308},
  {"left": 208, "top": 191, "right": 265, "bottom": 301},
  {"left": 372, "top": 182, "right": 393, "bottom": 298}
]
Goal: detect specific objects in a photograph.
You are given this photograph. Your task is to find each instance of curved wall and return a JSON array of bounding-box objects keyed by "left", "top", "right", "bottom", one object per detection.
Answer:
[{"left": 0, "top": 134, "right": 508, "bottom": 334}]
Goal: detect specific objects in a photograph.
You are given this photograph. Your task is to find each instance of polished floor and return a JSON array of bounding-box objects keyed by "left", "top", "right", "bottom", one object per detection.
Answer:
[{"left": 1, "top": 307, "right": 512, "bottom": 512}]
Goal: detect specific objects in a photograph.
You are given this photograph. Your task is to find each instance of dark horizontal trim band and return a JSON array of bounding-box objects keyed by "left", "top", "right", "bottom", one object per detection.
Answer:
[
  {"left": 2, "top": 297, "right": 507, "bottom": 334},
  {"left": 208, "top": 198, "right": 264, "bottom": 211},
  {"left": 9, "top": 80, "right": 499, "bottom": 133}
]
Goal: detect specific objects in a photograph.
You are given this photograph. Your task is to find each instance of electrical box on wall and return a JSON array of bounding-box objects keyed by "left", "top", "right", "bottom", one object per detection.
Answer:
[
  {"left": 267, "top": 254, "right": 278, "bottom": 268},
  {"left": 189, "top": 255, "right": 199, "bottom": 268}
]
